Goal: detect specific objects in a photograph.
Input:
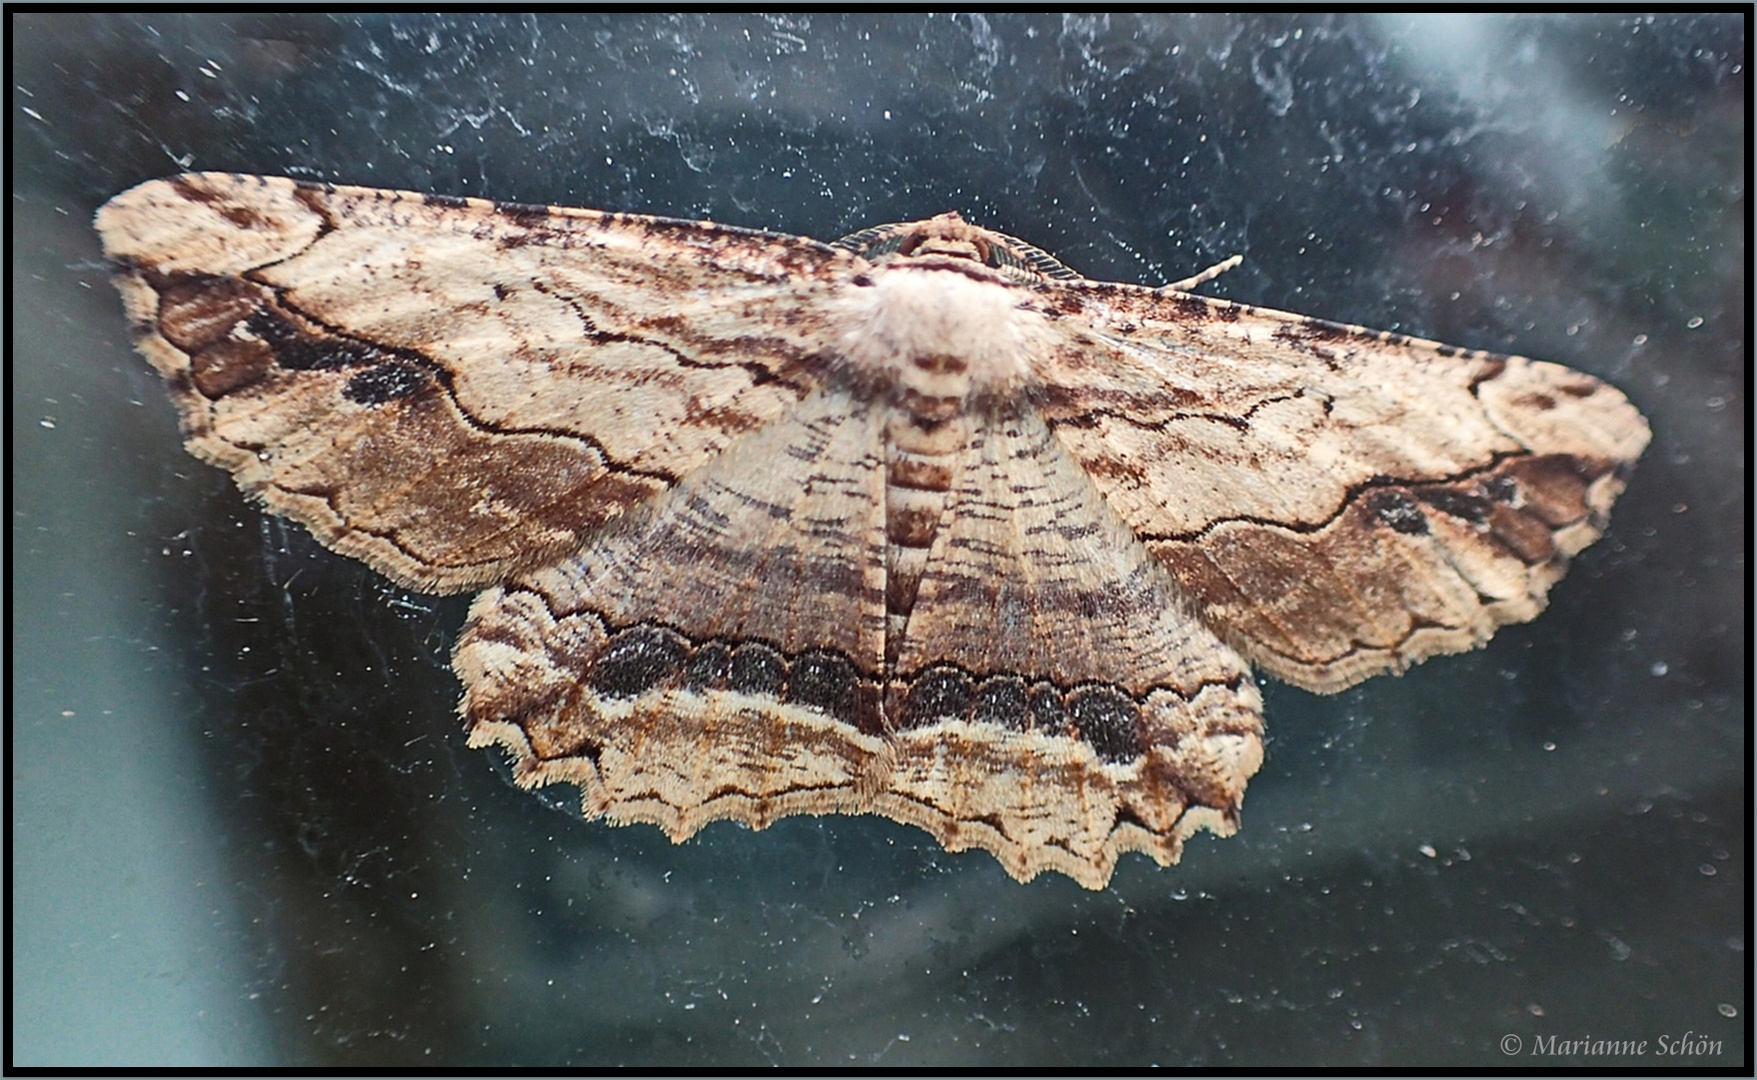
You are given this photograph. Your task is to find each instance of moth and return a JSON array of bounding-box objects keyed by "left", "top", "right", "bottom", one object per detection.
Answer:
[{"left": 97, "top": 174, "right": 1649, "bottom": 889}]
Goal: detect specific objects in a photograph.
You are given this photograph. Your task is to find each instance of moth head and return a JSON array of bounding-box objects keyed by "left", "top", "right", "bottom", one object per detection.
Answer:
[{"left": 833, "top": 212, "right": 1083, "bottom": 284}]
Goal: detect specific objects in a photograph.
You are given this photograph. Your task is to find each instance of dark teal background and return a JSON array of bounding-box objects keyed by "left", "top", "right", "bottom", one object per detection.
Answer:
[{"left": 12, "top": 12, "right": 1744, "bottom": 1067}]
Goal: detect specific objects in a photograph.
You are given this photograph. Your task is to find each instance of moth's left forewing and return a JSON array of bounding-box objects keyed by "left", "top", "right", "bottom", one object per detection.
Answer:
[
  {"left": 97, "top": 173, "right": 858, "bottom": 593},
  {"left": 1027, "top": 282, "right": 1650, "bottom": 694}
]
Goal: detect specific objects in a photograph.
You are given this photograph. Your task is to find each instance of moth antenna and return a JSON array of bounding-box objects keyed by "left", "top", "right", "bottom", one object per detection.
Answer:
[{"left": 1161, "top": 253, "right": 1243, "bottom": 293}]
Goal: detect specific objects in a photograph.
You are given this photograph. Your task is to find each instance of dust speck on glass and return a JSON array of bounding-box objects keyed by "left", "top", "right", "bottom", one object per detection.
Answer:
[{"left": 13, "top": 12, "right": 1744, "bottom": 1069}]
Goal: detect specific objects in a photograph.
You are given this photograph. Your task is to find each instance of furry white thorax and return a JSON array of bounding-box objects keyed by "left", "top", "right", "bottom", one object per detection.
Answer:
[{"left": 839, "top": 264, "right": 1039, "bottom": 399}]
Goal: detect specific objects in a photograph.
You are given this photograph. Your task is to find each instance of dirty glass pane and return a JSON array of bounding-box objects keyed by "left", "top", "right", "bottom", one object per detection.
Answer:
[{"left": 13, "top": 13, "right": 1744, "bottom": 1068}]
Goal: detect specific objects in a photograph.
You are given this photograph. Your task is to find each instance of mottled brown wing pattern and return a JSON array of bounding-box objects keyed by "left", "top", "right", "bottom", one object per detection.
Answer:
[
  {"left": 1024, "top": 284, "right": 1650, "bottom": 693},
  {"left": 96, "top": 173, "right": 855, "bottom": 592},
  {"left": 98, "top": 175, "right": 1649, "bottom": 889},
  {"left": 454, "top": 392, "right": 1265, "bottom": 888}
]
